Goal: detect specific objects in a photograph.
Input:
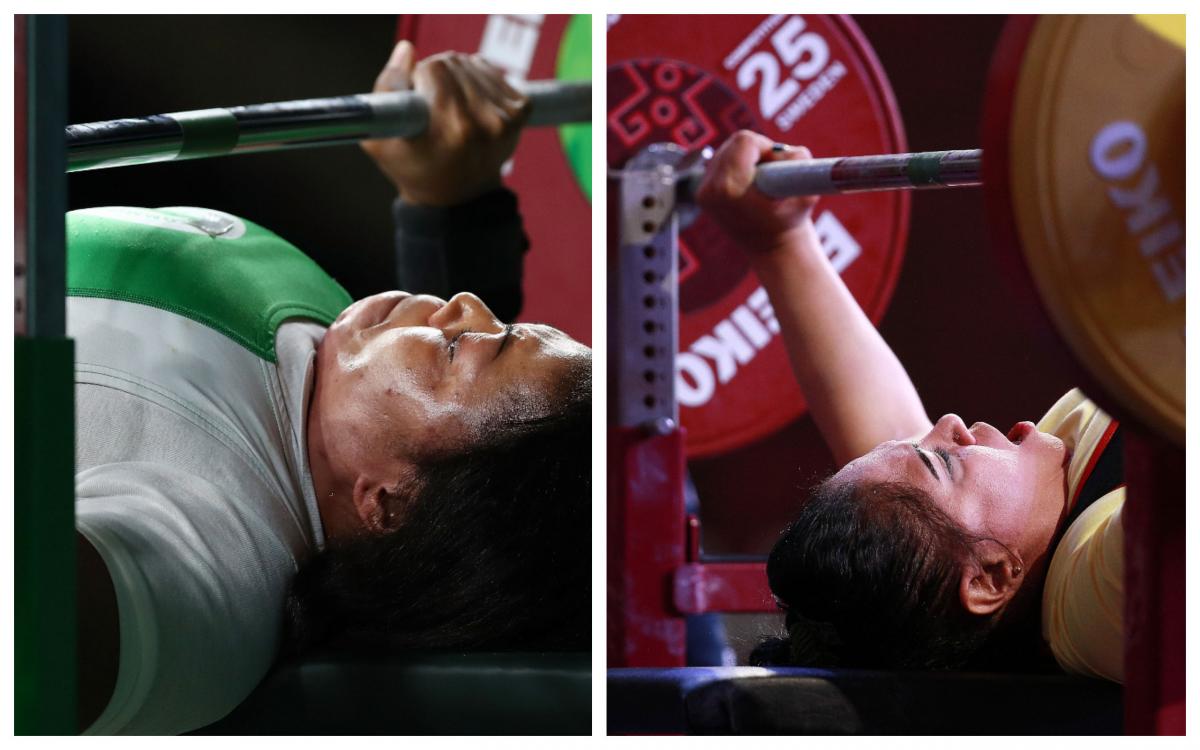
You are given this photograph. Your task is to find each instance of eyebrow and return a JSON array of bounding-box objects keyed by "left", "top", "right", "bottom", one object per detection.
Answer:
[
  {"left": 911, "top": 443, "right": 939, "bottom": 482},
  {"left": 495, "top": 323, "right": 514, "bottom": 360}
]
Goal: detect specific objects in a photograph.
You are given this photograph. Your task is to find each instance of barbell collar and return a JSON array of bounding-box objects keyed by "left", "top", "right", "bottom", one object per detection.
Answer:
[
  {"left": 753, "top": 149, "right": 983, "bottom": 197},
  {"left": 65, "top": 79, "right": 591, "bottom": 172}
]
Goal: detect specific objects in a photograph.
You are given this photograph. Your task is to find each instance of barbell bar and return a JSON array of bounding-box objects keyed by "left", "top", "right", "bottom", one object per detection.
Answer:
[
  {"left": 65, "top": 79, "right": 591, "bottom": 172},
  {"left": 672, "top": 148, "right": 984, "bottom": 201},
  {"left": 753, "top": 149, "right": 982, "bottom": 197}
]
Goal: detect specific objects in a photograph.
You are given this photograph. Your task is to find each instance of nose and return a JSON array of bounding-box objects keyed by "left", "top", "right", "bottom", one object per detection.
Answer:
[
  {"left": 931, "top": 414, "right": 975, "bottom": 446},
  {"left": 426, "top": 292, "right": 503, "bottom": 333}
]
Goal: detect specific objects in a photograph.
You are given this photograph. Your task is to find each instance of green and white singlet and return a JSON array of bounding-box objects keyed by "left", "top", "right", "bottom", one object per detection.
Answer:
[{"left": 69, "top": 207, "right": 351, "bottom": 734}]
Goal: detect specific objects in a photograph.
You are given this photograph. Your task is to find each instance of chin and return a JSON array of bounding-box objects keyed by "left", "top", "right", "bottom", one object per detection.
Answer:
[
  {"left": 1043, "top": 431, "right": 1069, "bottom": 468},
  {"left": 1017, "top": 430, "right": 1069, "bottom": 498}
]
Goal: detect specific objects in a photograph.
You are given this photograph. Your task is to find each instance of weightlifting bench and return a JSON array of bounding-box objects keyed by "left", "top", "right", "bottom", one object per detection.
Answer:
[{"left": 192, "top": 651, "right": 591, "bottom": 735}]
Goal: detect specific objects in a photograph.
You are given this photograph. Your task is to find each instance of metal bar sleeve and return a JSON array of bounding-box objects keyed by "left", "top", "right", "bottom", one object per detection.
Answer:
[
  {"left": 66, "top": 80, "right": 591, "bottom": 172},
  {"left": 753, "top": 149, "right": 982, "bottom": 197}
]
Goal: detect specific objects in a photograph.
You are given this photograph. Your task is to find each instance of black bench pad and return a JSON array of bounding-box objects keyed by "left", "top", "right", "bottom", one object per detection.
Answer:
[
  {"left": 193, "top": 652, "right": 590, "bottom": 735},
  {"left": 609, "top": 667, "right": 1121, "bottom": 735}
]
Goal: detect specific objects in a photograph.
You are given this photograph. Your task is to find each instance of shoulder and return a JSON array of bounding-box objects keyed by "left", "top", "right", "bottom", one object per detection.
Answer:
[
  {"left": 77, "top": 461, "right": 298, "bottom": 734},
  {"left": 1037, "top": 388, "right": 1095, "bottom": 434},
  {"left": 68, "top": 207, "right": 350, "bottom": 361},
  {"left": 1041, "top": 488, "right": 1125, "bottom": 683}
]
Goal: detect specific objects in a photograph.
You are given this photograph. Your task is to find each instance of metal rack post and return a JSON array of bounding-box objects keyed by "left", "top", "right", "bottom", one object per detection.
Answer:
[{"left": 15, "top": 13, "right": 76, "bottom": 736}]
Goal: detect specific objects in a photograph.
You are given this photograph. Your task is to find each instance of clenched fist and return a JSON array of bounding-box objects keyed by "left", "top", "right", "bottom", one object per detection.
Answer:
[
  {"left": 696, "top": 130, "right": 820, "bottom": 254},
  {"left": 361, "top": 41, "right": 531, "bottom": 206}
]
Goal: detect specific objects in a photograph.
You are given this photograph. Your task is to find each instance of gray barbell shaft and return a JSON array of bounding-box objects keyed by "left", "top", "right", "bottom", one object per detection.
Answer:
[
  {"left": 753, "top": 149, "right": 982, "bottom": 197},
  {"left": 66, "top": 79, "right": 591, "bottom": 172}
]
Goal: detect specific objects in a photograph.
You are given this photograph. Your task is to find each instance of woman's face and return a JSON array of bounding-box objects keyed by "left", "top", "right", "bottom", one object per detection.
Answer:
[
  {"left": 833, "top": 414, "right": 1071, "bottom": 561},
  {"left": 313, "top": 290, "right": 589, "bottom": 474}
]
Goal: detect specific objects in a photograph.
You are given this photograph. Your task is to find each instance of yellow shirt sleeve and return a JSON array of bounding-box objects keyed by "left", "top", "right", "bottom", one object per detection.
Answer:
[{"left": 1040, "top": 489, "right": 1125, "bottom": 683}]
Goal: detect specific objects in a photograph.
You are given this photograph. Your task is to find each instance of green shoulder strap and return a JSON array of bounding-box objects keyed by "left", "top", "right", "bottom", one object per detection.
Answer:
[{"left": 67, "top": 207, "right": 353, "bottom": 362}]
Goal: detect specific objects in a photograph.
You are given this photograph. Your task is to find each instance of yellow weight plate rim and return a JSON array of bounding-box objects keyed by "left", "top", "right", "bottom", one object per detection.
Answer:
[
  {"left": 1010, "top": 14, "right": 1185, "bottom": 444},
  {"left": 1134, "top": 14, "right": 1185, "bottom": 49}
]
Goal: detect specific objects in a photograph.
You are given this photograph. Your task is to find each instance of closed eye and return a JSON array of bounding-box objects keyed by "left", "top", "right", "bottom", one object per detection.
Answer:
[
  {"left": 448, "top": 330, "right": 468, "bottom": 361},
  {"left": 934, "top": 447, "right": 953, "bottom": 478}
]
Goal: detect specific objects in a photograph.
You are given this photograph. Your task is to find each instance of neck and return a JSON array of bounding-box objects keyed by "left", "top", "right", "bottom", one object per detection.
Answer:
[
  {"left": 306, "top": 402, "right": 333, "bottom": 508},
  {"left": 1013, "top": 469, "right": 1072, "bottom": 600},
  {"left": 1002, "top": 483, "right": 1067, "bottom": 630},
  {"left": 305, "top": 373, "right": 357, "bottom": 543}
]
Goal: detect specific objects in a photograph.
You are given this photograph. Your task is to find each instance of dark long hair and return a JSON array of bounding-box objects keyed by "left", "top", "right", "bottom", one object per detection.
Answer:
[
  {"left": 750, "top": 479, "right": 1000, "bottom": 670},
  {"left": 283, "top": 365, "right": 591, "bottom": 656}
]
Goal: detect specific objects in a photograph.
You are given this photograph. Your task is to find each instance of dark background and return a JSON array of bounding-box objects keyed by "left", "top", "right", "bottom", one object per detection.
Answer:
[
  {"left": 686, "top": 15, "right": 1083, "bottom": 556},
  {"left": 68, "top": 16, "right": 400, "bottom": 302}
]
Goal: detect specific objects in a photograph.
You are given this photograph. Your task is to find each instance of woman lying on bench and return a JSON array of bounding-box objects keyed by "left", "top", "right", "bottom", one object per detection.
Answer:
[{"left": 696, "top": 132, "right": 1122, "bottom": 683}]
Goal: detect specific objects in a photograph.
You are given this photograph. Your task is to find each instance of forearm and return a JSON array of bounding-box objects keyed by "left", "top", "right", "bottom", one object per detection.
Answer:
[
  {"left": 392, "top": 187, "right": 529, "bottom": 321},
  {"left": 754, "top": 221, "right": 931, "bottom": 465}
]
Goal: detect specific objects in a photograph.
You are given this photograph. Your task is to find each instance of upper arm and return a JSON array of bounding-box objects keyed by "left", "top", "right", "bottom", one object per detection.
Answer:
[
  {"left": 829, "top": 419, "right": 935, "bottom": 468},
  {"left": 901, "top": 423, "right": 936, "bottom": 447},
  {"left": 75, "top": 461, "right": 294, "bottom": 734},
  {"left": 76, "top": 531, "right": 119, "bottom": 733}
]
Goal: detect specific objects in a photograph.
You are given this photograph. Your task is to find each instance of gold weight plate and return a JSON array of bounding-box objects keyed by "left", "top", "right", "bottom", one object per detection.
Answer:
[{"left": 1010, "top": 14, "right": 1185, "bottom": 444}]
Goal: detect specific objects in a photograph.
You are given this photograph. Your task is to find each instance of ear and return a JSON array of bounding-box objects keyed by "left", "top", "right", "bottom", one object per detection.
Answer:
[
  {"left": 350, "top": 476, "right": 406, "bottom": 535},
  {"left": 958, "top": 540, "right": 1024, "bottom": 617}
]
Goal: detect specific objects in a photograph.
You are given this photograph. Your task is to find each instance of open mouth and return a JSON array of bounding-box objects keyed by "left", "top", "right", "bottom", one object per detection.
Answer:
[{"left": 1007, "top": 421, "right": 1036, "bottom": 445}]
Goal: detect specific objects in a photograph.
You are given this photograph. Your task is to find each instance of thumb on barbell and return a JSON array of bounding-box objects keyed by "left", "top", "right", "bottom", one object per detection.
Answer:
[
  {"left": 701, "top": 130, "right": 775, "bottom": 197},
  {"left": 375, "top": 40, "right": 416, "bottom": 93},
  {"left": 764, "top": 143, "right": 813, "bottom": 163}
]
